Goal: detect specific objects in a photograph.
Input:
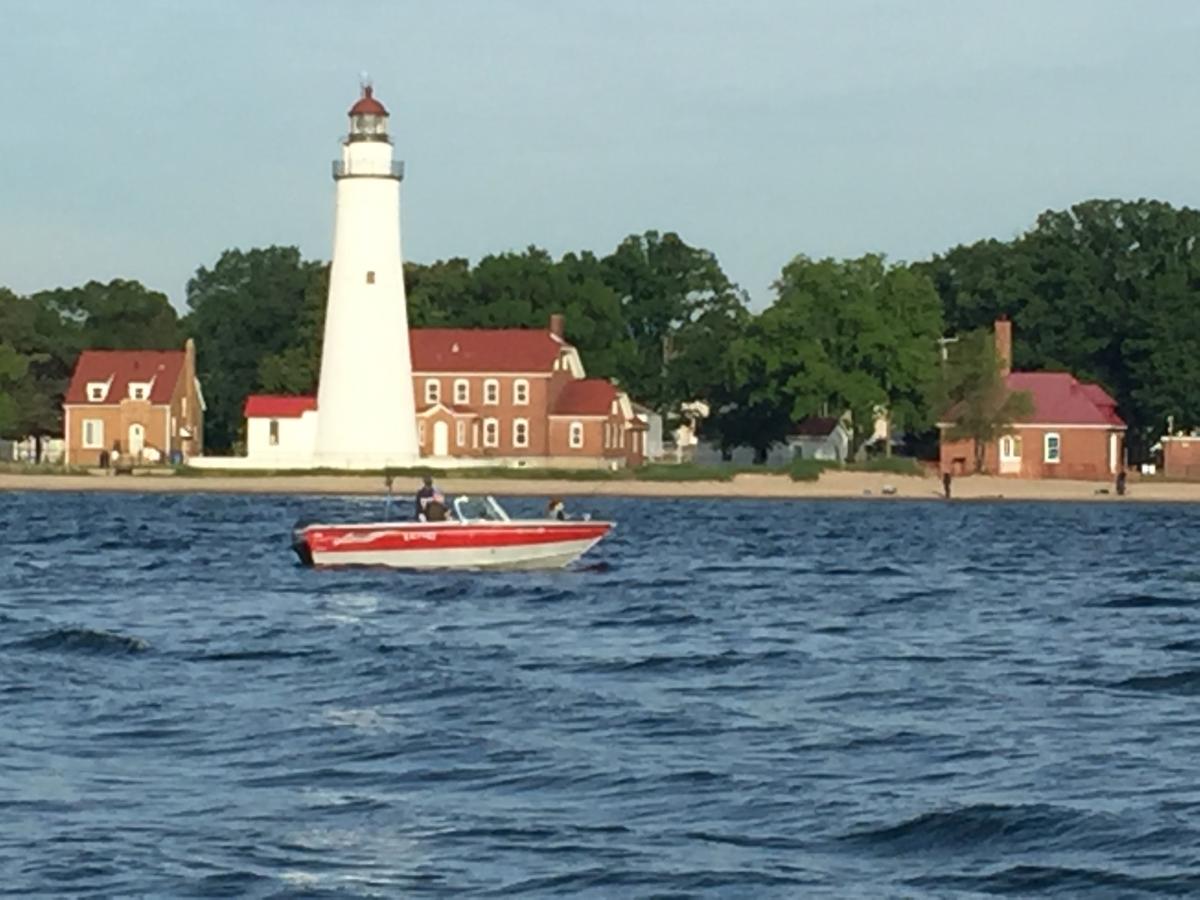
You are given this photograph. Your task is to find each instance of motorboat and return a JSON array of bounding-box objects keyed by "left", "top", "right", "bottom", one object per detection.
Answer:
[{"left": 291, "top": 495, "right": 613, "bottom": 570}]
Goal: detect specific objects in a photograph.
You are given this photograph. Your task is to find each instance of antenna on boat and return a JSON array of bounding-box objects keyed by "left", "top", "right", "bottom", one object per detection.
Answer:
[{"left": 384, "top": 472, "right": 394, "bottom": 519}]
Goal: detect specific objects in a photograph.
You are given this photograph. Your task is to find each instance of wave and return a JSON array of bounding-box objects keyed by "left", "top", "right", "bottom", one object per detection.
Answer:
[
  {"left": 909, "top": 864, "right": 1200, "bottom": 896},
  {"left": 1096, "top": 594, "right": 1197, "bottom": 609},
  {"left": 841, "top": 803, "right": 1111, "bottom": 854},
  {"left": 14, "top": 627, "right": 149, "bottom": 655},
  {"left": 1112, "top": 669, "right": 1200, "bottom": 695}
]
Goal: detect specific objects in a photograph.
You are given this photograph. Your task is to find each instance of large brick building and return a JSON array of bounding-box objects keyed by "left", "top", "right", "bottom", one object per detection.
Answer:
[
  {"left": 244, "top": 315, "right": 646, "bottom": 468},
  {"left": 939, "top": 319, "right": 1126, "bottom": 480},
  {"left": 63, "top": 340, "right": 205, "bottom": 466}
]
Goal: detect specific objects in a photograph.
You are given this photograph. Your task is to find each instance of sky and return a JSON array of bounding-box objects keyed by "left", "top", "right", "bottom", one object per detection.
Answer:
[{"left": 3, "top": 0, "right": 1200, "bottom": 310}]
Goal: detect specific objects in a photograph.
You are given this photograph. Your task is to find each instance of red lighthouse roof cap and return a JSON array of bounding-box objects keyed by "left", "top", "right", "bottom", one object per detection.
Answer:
[{"left": 349, "top": 85, "right": 388, "bottom": 116}]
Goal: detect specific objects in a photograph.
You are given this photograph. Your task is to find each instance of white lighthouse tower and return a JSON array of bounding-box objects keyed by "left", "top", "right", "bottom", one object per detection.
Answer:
[{"left": 313, "top": 83, "right": 420, "bottom": 468}]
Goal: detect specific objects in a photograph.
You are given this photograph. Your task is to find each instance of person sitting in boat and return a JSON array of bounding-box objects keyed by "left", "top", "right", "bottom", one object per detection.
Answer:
[
  {"left": 415, "top": 475, "right": 447, "bottom": 522},
  {"left": 546, "top": 497, "right": 566, "bottom": 520}
]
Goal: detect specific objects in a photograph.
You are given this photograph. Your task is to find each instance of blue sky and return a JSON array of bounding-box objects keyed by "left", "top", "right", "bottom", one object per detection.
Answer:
[{"left": 3, "top": 0, "right": 1199, "bottom": 309}]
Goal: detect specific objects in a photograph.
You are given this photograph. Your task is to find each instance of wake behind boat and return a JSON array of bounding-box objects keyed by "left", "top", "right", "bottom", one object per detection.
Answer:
[{"left": 291, "top": 495, "right": 612, "bottom": 570}]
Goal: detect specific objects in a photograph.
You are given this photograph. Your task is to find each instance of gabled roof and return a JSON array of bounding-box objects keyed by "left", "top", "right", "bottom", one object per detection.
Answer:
[
  {"left": 244, "top": 395, "right": 316, "bottom": 418},
  {"left": 1006, "top": 372, "right": 1125, "bottom": 427},
  {"left": 552, "top": 379, "right": 618, "bottom": 416},
  {"left": 791, "top": 416, "right": 842, "bottom": 437},
  {"left": 65, "top": 350, "right": 185, "bottom": 405},
  {"left": 410, "top": 328, "right": 566, "bottom": 373}
]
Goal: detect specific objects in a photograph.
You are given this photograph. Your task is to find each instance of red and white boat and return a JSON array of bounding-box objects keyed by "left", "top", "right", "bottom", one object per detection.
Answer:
[{"left": 291, "top": 495, "right": 612, "bottom": 570}]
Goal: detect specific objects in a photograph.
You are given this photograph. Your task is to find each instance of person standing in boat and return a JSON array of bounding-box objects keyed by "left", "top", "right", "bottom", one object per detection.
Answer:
[{"left": 415, "top": 475, "right": 446, "bottom": 521}]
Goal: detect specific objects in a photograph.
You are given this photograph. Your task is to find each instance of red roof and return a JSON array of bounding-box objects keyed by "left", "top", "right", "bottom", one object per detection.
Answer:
[
  {"left": 553, "top": 379, "right": 618, "bottom": 416},
  {"left": 1006, "top": 372, "right": 1125, "bottom": 427},
  {"left": 349, "top": 85, "right": 387, "bottom": 117},
  {"left": 410, "top": 328, "right": 565, "bottom": 373},
  {"left": 65, "top": 350, "right": 185, "bottom": 405},
  {"left": 244, "top": 395, "right": 316, "bottom": 418}
]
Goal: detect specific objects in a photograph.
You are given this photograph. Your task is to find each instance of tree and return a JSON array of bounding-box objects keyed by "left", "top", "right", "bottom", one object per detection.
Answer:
[
  {"left": 0, "top": 287, "right": 76, "bottom": 449},
  {"left": 34, "top": 279, "right": 182, "bottom": 351},
  {"left": 941, "top": 329, "right": 1034, "bottom": 473},
  {"left": 182, "top": 247, "right": 323, "bottom": 451},
  {"left": 600, "top": 231, "right": 747, "bottom": 411}
]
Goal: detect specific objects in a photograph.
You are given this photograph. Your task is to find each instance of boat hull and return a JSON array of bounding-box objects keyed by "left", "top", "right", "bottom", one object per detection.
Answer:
[{"left": 294, "top": 521, "right": 611, "bottom": 570}]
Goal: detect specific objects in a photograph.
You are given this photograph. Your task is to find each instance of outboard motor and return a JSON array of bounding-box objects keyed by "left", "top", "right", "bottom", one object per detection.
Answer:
[{"left": 291, "top": 518, "right": 316, "bottom": 567}]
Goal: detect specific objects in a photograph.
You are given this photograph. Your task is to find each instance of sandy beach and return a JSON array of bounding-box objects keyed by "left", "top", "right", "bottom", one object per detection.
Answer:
[{"left": 2, "top": 469, "right": 1198, "bottom": 502}]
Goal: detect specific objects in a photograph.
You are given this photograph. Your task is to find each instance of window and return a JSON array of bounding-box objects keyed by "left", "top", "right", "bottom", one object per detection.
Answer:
[
  {"left": 182, "top": 397, "right": 188, "bottom": 418},
  {"left": 1044, "top": 432, "right": 1061, "bottom": 463},
  {"left": 483, "top": 418, "right": 499, "bottom": 448},
  {"left": 418, "top": 420, "right": 427, "bottom": 445},
  {"left": 513, "top": 418, "right": 529, "bottom": 448},
  {"left": 513, "top": 379, "right": 529, "bottom": 405},
  {"left": 130, "top": 384, "right": 148, "bottom": 401},
  {"left": 269, "top": 419, "right": 280, "bottom": 446},
  {"left": 366, "top": 270, "right": 376, "bottom": 284},
  {"left": 456, "top": 420, "right": 466, "bottom": 446},
  {"left": 483, "top": 379, "right": 500, "bottom": 405},
  {"left": 604, "top": 423, "right": 611, "bottom": 449},
  {"left": 473, "top": 422, "right": 480, "bottom": 448},
  {"left": 82, "top": 419, "right": 104, "bottom": 449},
  {"left": 424, "top": 379, "right": 440, "bottom": 405},
  {"left": 618, "top": 426, "right": 625, "bottom": 449},
  {"left": 454, "top": 379, "right": 470, "bottom": 405},
  {"left": 87, "top": 382, "right": 107, "bottom": 402},
  {"left": 569, "top": 421, "right": 584, "bottom": 449}
]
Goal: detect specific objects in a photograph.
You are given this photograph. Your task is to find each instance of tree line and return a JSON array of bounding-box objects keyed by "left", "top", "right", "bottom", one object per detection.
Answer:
[{"left": 2, "top": 198, "right": 1199, "bottom": 461}]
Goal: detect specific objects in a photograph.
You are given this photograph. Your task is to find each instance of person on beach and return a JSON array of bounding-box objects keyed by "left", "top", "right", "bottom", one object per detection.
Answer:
[
  {"left": 546, "top": 497, "right": 566, "bottom": 520},
  {"left": 942, "top": 471, "right": 952, "bottom": 499},
  {"left": 1116, "top": 469, "right": 1127, "bottom": 497}
]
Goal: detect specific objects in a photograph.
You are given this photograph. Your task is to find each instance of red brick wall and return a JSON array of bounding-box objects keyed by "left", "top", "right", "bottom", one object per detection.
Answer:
[
  {"left": 940, "top": 426, "right": 1123, "bottom": 480},
  {"left": 1164, "top": 438, "right": 1200, "bottom": 480}
]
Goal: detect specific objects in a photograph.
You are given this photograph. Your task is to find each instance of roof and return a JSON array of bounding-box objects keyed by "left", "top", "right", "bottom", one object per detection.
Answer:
[
  {"left": 349, "top": 85, "right": 387, "bottom": 117},
  {"left": 244, "top": 395, "right": 316, "bottom": 418},
  {"left": 410, "top": 328, "right": 565, "bottom": 373},
  {"left": 1005, "top": 372, "right": 1125, "bottom": 427},
  {"left": 792, "top": 416, "right": 842, "bottom": 437},
  {"left": 65, "top": 350, "right": 185, "bottom": 405},
  {"left": 553, "top": 379, "right": 617, "bottom": 416}
]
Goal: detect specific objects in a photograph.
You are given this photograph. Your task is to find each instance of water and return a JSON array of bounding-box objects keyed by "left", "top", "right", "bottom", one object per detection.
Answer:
[{"left": 2, "top": 491, "right": 1200, "bottom": 897}]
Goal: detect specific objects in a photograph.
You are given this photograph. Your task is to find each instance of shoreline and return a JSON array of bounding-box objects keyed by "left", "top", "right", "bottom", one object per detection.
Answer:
[{"left": 2, "top": 471, "right": 1198, "bottom": 503}]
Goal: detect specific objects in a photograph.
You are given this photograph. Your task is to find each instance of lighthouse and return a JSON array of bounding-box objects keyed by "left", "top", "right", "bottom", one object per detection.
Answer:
[{"left": 313, "top": 83, "right": 420, "bottom": 468}]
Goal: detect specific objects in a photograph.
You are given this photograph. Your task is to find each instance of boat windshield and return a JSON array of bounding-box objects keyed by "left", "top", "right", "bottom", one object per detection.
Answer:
[{"left": 452, "top": 495, "right": 511, "bottom": 523}]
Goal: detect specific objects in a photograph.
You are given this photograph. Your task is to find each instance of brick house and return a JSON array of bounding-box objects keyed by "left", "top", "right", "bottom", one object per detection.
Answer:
[
  {"left": 244, "top": 315, "right": 646, "bottom": 467},
  {"left": 1161, "top": 434, "right": 1200, "bottom": 479},
  {"left": 938, "top": 319, "right": 1126, "bottom": 479},
  {"left": 63, "top": 339, "right": 205, "bottom": 466}
]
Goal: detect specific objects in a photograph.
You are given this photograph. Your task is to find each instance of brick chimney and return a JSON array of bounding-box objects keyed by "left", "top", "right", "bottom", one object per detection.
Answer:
[
  {"left": 994, "top": 316, "right": 1012, "bottom": 378},
  {"left": 548, "top": 313, "right": 565, "bottom": 338}
]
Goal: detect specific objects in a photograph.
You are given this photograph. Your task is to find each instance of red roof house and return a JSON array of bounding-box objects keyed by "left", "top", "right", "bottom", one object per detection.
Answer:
[
  {"left": 63, "top": 340, "right": 205, "bottom": 466},
  {"left": 939, "top": 319, "right": 1127, "bottom": 479}
]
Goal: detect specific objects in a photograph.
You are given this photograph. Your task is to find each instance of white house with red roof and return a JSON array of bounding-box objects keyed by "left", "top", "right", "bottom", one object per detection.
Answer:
[
  {"left": 939, "top": 318, "right": 1126, "bottom": 479},
  {"left": 63, "top": 339, "right": 205, "bottom": 466}
]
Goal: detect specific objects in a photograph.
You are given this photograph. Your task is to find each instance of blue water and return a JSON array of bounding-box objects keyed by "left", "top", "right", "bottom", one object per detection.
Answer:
[{"left": 3, "top": 491, "right": 1200, "bottom": 897}]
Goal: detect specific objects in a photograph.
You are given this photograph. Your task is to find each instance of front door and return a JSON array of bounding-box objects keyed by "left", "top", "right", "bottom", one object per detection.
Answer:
[
  {"left": 1109, "top": 432, "right": 1119, "bottom": 474},
  {"left": 128, "top": 423, "right": 145, "bottom": 458},
  {"left": 432, "top": 420, "right": 450, "bottom": 457},
  {"left": 999, "top": 434, "right": 1022, "bottom": 475}
]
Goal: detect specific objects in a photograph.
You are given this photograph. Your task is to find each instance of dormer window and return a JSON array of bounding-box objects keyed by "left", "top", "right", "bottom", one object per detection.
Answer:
[
  {"left": 129, "top": 383, "right": 149, "bottom": 401},
  {"left": 87, "top": 382, "right": 108, "bottom": 402}
]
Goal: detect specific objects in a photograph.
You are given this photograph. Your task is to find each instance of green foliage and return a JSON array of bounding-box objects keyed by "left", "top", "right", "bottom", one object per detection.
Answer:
[
  {"left": 788, "top": 458, "right": 831, "bottom": 481},
  {"left": 34, "top": 279, "right": 182, "bottom": 351},
  {"left": 847, "top": 456, "right": 925, "bottom": 475},
  {"left": 941, "top": 329, "right": 1035, "bottom": 473},
  {"left": 694, "top": 254, "right": 943, "bottom": 459}
]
